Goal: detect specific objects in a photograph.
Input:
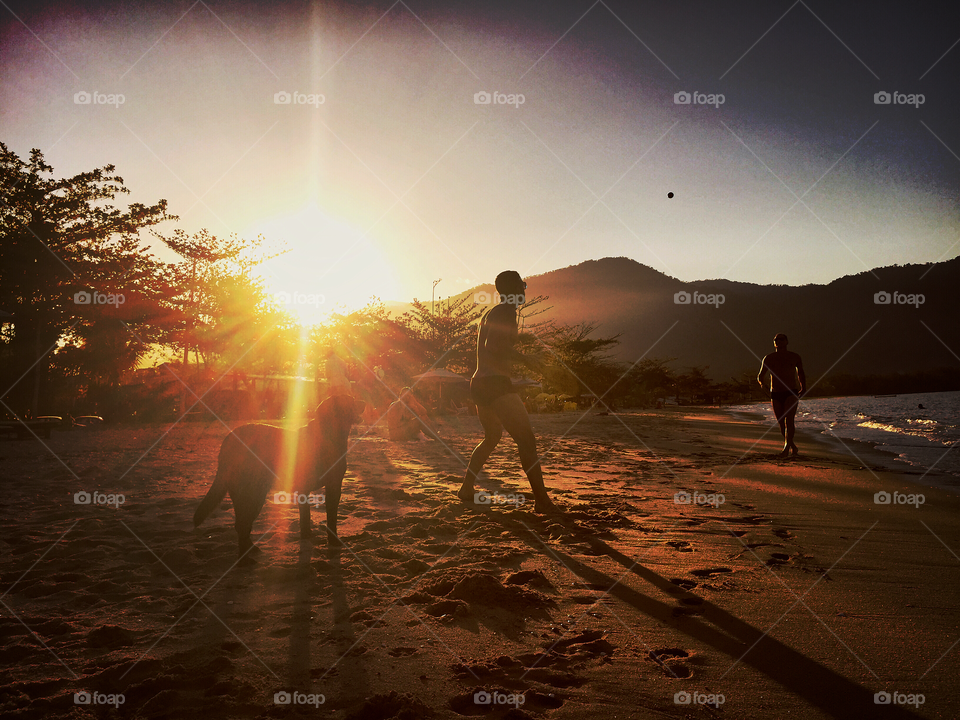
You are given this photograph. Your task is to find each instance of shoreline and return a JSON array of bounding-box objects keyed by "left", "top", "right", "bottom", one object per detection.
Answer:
[{"left": 716, "top": 401, "right": 958, "bottom": 493}]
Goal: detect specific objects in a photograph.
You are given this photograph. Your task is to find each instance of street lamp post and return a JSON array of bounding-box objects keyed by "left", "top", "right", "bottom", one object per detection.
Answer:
[{"left": 432, "top": 278, "right": 442, "bottom": 315}]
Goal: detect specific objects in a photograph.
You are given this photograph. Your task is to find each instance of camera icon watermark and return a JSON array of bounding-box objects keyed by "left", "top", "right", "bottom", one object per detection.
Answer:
[
  {"left": 274, "top": 290, "right": 325, "bottom": 309},
  {"left": 874, "top": 691, "right": 924, "bottom": 707},
  {"left": 273, "top": 491, "right": 325, "bottom": 506},
  {"left": 74, "top": 91, "right": 125, "bottom": 107},
  {"left": 674, "top": 490, "right": 725, "bottom": 508},
  {"left": 473, "top": 290, "right": 525, "bottom": 305},
  {"left": 673, "top": 290, "right": 724, "bottom": 307},
  {"left": 74, "top": 290, "right": 125, "bottom": 306},
  {"left": 873, "top": 490, "right": 924, "bottom": 508},
  {"left": 274, "top": 690, "right": 325, "bottom": 707},
  {"left": 74, "top": 490, "right": 125, "bottom": 508},
  {"left": 474, "top": 689, "right": 525, "bottom": 708},
  {"left": 674, "top": 90, "right": 725, "bottom": 108},
  {"left": 873, "top": 91, "right": 924, "bottom": 108},
  {"left": 474, "top": 90, "right": 525, "bottom": 108},
  {"left": 274, "top": 90, "right": 325, "bottom": 107},
  {"left": 474, "top": 490, "right": 526, "bottom": 507},
  {"left": 674, "top": 690, "right": 725, "bottom": 706},
  {"left": 873, "top": 290, "right": 924, "bottom": 308},
  {"left": 74, "top": 691, "right": 125, "bottom": 707}
]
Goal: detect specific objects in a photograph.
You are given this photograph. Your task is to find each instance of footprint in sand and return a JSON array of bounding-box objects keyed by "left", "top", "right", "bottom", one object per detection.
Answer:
[
  {"left": 387, "top": 646, "right": 420, "bottom": 657},
  {"left": 669, "top": 578, "right": 698, "bottom": 591},
  {"left": 689, "top": 567, "right": 732, "bottom": 578},
  {"left": 666, "top": 540, "right": 694, "bottom": 552},
  {"left": 672, "top": 595, "right": 705, "bottom": 617},
  {"left": 648, "top": 648, "right": 693, "bottom": 679},
  {"left": 773, "top": 528, "right": 793, "bottom": 539}
]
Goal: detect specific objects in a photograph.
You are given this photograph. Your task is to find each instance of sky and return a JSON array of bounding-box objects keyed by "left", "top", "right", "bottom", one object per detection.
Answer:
[{"left": 2, "top": 0, "right": 958, "bottom": 322}]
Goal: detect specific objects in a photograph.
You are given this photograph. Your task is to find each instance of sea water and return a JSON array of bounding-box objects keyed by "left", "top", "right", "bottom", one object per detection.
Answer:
[{"left": 727, "top": 391, "right": 960, "bottom": 477}]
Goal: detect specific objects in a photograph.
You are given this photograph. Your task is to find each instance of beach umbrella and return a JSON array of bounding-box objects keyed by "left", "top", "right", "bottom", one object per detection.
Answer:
[{"left": 412, "top": 369, "right": 468, "bottom": 384}]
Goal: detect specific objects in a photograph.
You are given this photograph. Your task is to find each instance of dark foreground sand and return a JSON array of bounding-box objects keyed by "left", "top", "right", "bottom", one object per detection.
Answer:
[{"left": 1, "top": 407, "right": 958, "bottom": 719}]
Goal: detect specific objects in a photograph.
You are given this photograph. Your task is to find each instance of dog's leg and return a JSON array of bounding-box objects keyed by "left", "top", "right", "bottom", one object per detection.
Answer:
[
  {"left": 324, "top": 473, "right": 344, "bottom": 546},
  {"left": 232, "top": 479, "right": 268, "bottom": 558},
  {"left": 299, "top": 500, "right": 312, "bottom": 539}
]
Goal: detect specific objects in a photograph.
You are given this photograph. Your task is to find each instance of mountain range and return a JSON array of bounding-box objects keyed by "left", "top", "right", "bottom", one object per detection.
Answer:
[{"left": 437, "top": 256, "right": 959, "bottom": 383}]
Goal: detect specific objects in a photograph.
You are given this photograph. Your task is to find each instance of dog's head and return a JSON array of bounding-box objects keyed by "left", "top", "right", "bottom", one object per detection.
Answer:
[{"left": 311, "top": 395, "right": 365, "bottom": 436}]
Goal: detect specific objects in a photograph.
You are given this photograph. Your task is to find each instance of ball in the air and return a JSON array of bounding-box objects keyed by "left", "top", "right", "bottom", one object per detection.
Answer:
[{"left": 667, "top": 192, "right": 674, "bottom": 198}]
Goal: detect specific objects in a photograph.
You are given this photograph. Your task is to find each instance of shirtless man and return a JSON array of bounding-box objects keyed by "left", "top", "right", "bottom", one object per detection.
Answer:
[
  {"left": 457, "top": 271, "right": 556, "bottom": 513},
  {"left": 757, "top": 333, "right": 806, "bottom": 458}
]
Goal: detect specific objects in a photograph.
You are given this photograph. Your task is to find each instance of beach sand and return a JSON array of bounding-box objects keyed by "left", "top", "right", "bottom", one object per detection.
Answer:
[{"left": 1, "top": 407, "right": 957, "bottom": 719}]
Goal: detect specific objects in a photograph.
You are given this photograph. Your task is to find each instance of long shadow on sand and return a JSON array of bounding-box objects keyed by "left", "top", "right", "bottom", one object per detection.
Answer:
[{"left": 464, "top": 505, "right": 923, "bottom": 720}]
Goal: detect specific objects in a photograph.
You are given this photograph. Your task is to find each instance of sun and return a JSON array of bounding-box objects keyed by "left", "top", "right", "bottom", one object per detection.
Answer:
[{"left": 249, "top": 203, "right": 402, "bottom": 324}]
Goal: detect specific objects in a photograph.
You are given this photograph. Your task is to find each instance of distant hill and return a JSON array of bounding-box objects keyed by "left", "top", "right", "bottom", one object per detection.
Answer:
[{"left": 425, "top": 256, "right": 959, "bottom": 383}]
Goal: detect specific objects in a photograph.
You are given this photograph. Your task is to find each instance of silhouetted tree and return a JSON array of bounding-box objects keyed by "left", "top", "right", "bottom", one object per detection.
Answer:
[{"left": 0, "top": 142, "right": 173, "bottom": 417}]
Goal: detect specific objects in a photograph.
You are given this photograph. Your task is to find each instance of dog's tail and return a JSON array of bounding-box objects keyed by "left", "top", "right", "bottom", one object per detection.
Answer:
[{"left": 194, "top": 452, "right": 231, "bottom": 528}]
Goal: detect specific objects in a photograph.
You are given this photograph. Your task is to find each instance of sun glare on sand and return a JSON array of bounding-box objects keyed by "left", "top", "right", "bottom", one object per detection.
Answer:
[{"left": 250, "top": 203, "right": 401, "bottom": 325}]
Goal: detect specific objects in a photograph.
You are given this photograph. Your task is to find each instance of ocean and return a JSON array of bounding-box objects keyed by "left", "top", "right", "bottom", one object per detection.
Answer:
[{"left": 726, "top": 390, "right": 960, "bottom": 478}]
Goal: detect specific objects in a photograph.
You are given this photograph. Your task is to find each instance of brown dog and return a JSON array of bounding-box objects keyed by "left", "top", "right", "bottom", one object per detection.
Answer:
[{"left": 194, "top": 395, "right": 364, "bottom": 557}]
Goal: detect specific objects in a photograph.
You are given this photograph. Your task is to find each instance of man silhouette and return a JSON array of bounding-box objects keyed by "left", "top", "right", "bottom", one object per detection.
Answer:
[
  {"left": 457, "top": 271, "right": 556, "bottom": 513},
  {"left": 758, "top": 333, "right": 806, "bottom": 458}
]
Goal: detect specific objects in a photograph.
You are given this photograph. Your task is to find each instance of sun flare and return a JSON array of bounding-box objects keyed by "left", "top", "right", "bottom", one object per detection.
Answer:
[{"left": 250, "top": 203, "right": 402, "bottom": 325}]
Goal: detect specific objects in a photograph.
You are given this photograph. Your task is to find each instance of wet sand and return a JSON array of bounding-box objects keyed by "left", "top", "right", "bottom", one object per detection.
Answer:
[{"left": 1, "top": 408, "right": 957, "bottom": 718}]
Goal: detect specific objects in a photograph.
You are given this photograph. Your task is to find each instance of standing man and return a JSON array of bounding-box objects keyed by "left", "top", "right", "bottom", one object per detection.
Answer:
[
  {"left": 457, "top": 271, "right": 556, "bottom": 513},
  {"left": 758, "top": 333, "right": 806, "bottom": 458}
]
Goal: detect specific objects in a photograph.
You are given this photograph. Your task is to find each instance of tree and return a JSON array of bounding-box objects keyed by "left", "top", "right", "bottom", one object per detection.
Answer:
[
  {"left": 397, "top": 296, "right": 486, "bottom": 375},
  {"left": 0, "top": 142, "right": 173, "bottom": 417},
  {"left": 151, "top": 228, "right": 296, "bottom": 412},
  {"left": 674, "top": 366, "right": 714, "bottom": 405},
  {"left": 618, "top": 357, "right": 676, "bottom": 407},
  {"left": 534, "top": 321, "right": 622, "bottom": 400}
]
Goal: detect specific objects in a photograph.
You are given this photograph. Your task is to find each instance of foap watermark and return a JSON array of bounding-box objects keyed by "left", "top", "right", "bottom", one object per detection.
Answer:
[
  {"left": 874, "top": 691, "right": 924, "bottom": 707},
  {"left": 674, "top": 490, "right": 725, "bottom": 508},
  {"left": 873, "top": 290, "right": 924, "bottom": 308},
  {"left": 674, "top": 690, "right": 725, "bottom": 707},
  {"left": 274, "top": 691, "right": 325, "bottom": 707},
  {"left": 474, "top": 290, "right": 525, "bottom": 305},
  {"left": 874, "top": 490, "right": 924, "bottom": 508},
  {"left": 74, "top": 91, "right": 125, "bottom": 107},
  {"left": 274, "top": 91, "right": 325, "bottom": 107},
  {"left": 474, "top": 490, "right": 526, "bottom": 507},
  {"left": 474, "top": 90, "right": 525, "bottom": 108},
  {"left": 74, "top": 691, "right": 125, "bottom": 708},
  {"left": 674, "top": 290, "right": 724, "bottom": 307},
  {"left": 74, "top": 490, "right": 125, "bottom": 508},
  {"left": 873, "top": 91, "right": 924, "bottom": 108},
  {"left": 674, "top": 90, "right": 725, "bottom": 108},
  {"left": 474, "top": 690, "right": 525, "bottom": 708},
  {"left": 74, "top": 290, "right": 125, "bottom": 306},
  {"left": 273, "top": 491, "right": 325, "bottom": 507},
  {"left": 275, "top": 291, "right": 325, "bottom": 309}
]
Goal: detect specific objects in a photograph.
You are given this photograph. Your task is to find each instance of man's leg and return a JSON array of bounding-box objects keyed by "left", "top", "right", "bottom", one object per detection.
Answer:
[
  {"left": 458, "top": 405, "right": 503, "bottom": 501},
  {"left": 490, "top": 393, "right": 556, "bottom": 513},
  {"left": 785, "top": 396, "right": 800, "bottom": 454},
  {"left": 772, "top": 396, "right": 789, "bottom": 456}
]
